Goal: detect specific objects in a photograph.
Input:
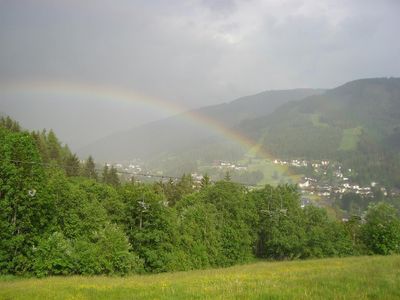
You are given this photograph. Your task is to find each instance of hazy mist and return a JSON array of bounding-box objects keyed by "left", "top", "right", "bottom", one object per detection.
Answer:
[{"left": 1, "top": 0, "right": 399, "bottom": 149}]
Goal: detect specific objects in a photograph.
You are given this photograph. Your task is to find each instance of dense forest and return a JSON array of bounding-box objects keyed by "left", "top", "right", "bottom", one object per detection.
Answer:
[
  {"left": 239, "top": 78, "right": 400, "bottom": 187},
  {"left": 1, "top": 116, "right": 400, "bottom": 277}
]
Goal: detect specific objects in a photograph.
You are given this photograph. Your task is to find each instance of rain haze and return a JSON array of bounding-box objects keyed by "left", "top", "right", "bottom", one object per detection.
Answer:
[
  {"left": 3, "top": 0, "right": 400, "bottom": 291},
  {"left": 0, "top": 0, "right": 399, "bottom": 148}
]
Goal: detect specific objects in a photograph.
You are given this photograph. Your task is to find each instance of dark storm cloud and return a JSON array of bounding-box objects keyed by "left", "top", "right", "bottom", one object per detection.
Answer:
[{"left": 1, "top": 0, "right": 399, "bottom": 107}]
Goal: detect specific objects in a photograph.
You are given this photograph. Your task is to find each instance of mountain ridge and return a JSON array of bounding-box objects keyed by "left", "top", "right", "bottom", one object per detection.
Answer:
[
  {"left": 237, "top": 77, "right": 400, "bottom": 186},
  {"left": 77, "top": 88, "right": 324, "bottom": 161}
]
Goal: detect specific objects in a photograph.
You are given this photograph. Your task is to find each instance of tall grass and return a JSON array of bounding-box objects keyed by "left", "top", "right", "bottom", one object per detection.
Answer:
[{"left": 1, "top": 255, "right": 399, "bottom": 299}]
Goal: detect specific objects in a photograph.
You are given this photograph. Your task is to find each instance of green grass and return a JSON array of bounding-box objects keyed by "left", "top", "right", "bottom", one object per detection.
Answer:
[
  {"left": 310, "top": 114, "right": 329, "bottom": 128},
  {"left": 339, "top": 127, "right": 362, "bottom": 151},
  {"left": 1, "top": 256, "right": 399, "bottom": 299},
  {"left": 245, "top": 158, "right": 301, "bottom": 186}
]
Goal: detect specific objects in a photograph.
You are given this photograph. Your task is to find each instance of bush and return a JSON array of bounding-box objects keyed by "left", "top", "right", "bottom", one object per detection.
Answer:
[
  {"left": 92, "top": 223, "right": 143, "bottom": 275},
  {"left": 32, "top": 225, "right": 143, "bottom": 276},
  {"left": 361, "top": 202, "right": 400, "bottom": 255},
  {"left": 33, "top": 232, "right": 74, "bottom": 277}
]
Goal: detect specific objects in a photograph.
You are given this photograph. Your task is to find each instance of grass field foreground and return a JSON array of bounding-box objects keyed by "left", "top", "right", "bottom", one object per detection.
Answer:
[{"left": 1, "top": 255, "right": 399, "bottom": 300}]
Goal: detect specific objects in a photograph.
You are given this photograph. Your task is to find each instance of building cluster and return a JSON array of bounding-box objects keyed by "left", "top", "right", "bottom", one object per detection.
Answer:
[
  {"left": 105, "top": 160, "right": 152, "bottom": 180},
  {"left": 213, "top": 161, "right": 248, "bottom": 171},
  {"left": 272, "top": 158, "right": 400, "bottom": 199},
  {"left": 273, "top": 159, "right": 330, "bottom": 168},
  {"left": 108, "top": 161, "right": 143, "bottom": 173},
  {"left": 298, "top": 178, "right": 376, "bottom": 197},
  {"left": 106, "top": 157, "right": 400, "bottom": 200},
  {"left": 190, "top": 172, "right": 205, "bottom": 183},
  {"left": 273, "top": 159, "right": 309, "bottom": 167}
]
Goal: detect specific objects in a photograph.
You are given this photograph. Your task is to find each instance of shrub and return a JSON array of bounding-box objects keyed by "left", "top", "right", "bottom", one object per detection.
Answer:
[{"left": 361, "top": 202, "right": 400, "bottom": 255}]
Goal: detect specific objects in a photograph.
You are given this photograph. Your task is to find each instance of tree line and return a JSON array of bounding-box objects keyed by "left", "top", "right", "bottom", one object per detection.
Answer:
[{"left": 1, "top": 116, "right": 399, "bottom": 276}]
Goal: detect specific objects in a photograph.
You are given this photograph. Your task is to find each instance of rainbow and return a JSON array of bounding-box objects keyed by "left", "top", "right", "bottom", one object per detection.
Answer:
[{"left": 0, "top": 80, "right": 298, "bottom": 183}]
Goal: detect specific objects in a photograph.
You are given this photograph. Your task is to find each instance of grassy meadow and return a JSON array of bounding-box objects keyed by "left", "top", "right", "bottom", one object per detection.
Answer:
[{"left": 1, "top": 255, "right": 399, "bottom": 300}]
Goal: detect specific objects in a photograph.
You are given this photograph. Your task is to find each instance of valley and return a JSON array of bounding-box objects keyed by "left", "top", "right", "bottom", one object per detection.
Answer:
[{"left": 1, "top": 2, "right": 400, "bottom": 298}]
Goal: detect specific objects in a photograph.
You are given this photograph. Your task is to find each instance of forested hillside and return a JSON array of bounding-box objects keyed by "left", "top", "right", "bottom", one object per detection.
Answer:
[
  {"left": 77, "top": 78, "right": 400, "bottom": 188},
  {"left": 1, "top": 116, "right": 400, "bottom": 276},
  {"left": 239, "top": 78, "right": 400, "bottom": 187},
  {"left": 78, "top": 89, "right": 323, "bottom": 161}
]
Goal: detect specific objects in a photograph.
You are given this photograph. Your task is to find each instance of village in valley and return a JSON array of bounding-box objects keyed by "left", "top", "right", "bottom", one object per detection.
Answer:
[
  {"left": 273, "top": 159, "right": 377, "bottom": 196},
  {"left": 273, "top": 158, "right": 397, "bottom": 193},
  {"left": 104, "top": 156, "right": 400, "bottom": 214}
]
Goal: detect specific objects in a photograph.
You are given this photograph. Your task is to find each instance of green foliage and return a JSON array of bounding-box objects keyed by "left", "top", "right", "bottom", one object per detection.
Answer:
[
  {"left": 200, "top": 173, "right": 211, "bottom": 189},
  {"left": 155, "top": 174, "right": 195, "bottom": 206},
  {"left": 302, "top": 206, "right": 353, "bottom": 258},
  {"left": 46, "top": 171, "right": 108, "bottom": 239},
  {"left": 0, "top": 128, "right": 52, "bottom": 274},
  {"left": 200, "top": 182, "right": 257, "bottom": 265},
  {"left": 231, "top": 170, "right": 263, "bottom": 185},
  {"left": 47, "top": 129, "right": 63, "bottom": 163},
  {"left": 102, "top": 165, "right": 120, "bottom": 187},
  {"left": 338, "top": 192, "right": 366, "bottom": 214},
  {"left": 120, "top": 184, "right": 181, "bottom": 272},
  {"left": 361, "top": 202, "right": 400, "bottom": 255},
  {"left": 64, "top": 153, "right": 80, "bottom": 177},
  {"left": 33, "top": 226, "right": 143, "bottom": 277},
  {"left": 223, "top": 171, "right": 232, "bottom": 181},
  {"left": 339, "top": 127, "right": 362, "bottom": 151},
  {"left": 30, "top": 127, "right": 90, "bottom": 178},
  {"left": 176, "top": 194, "right": 221, "bottom": 269},
  {"left": 81, "top": 223, "right": 143, "bottom": 275},
  {"left": 251, "top": 185, "right": 354, "bottom": 260},
  {"left": 252, "top": 185, "right": 305, "bottom": 259},
  {"left": 32, "top": 232, "right": 74, "bottom": 277},
  {"left": 82, "top": 155, "right": 98, "bottom": 180},
  {"left": 240, "top": 78, "right": 400, "bottom": 187},
  {"left": 0, "top": 116, "right": 21, "bottom": 132},
  {"left": 2, "top": 116, "right": 400, "bottom": 278},
  {"left": 344, "top": 215, "right": 365, "bottom": 254},
  {"left": 75, "top": 179, "right": 125, "bottom": 224}
]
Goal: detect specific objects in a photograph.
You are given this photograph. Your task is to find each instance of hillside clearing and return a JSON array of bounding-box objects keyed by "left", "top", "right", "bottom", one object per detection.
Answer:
[
  {"left": 1, "top": 255, "right": 399, "bottom": 300},
  {"left": 339, "top": 127, "right": 363, "bottom": 151}
]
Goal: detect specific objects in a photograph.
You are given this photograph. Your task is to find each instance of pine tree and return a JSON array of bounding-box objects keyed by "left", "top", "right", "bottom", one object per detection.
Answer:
[
  {"left": 47, "top": 129, "right": 62, "bottom": 162},
  {"left": 102, "top": 165, "right": 120, "bottom": 187},
  {"left": 64, "top": 153, "right": 80, "bottom": 177},
  {"left": 83, "top": 155, "right": 97, "bottom": 180},
  {"left": 224, "top": 171, "right": 231, "bottom": 181},
  {"left": 108, "top": 166, "right": 120, "bottom": 187},
  {"left": 102, "top": 165, "right": 109, "bottom": 183},
  {"left": 0, "top": 116, "right": 21, "bottom": 132},
  {"left": 31, "top": 131, "right": 49, "bottom": 162},
  {"left": 200, "top": 173, "right": 211, "bottom": 188}
]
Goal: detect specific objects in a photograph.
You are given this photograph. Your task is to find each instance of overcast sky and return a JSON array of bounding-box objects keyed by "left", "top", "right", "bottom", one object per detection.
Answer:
[{"left": 0, "top": 0, "right": 399, "bottom": 147}]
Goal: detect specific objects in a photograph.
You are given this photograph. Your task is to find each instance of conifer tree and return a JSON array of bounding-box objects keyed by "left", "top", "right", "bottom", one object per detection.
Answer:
[
  {"left": 102, "top": 165, "right": 120, "bottom": 187},
  {"left": 200, "top": 173, "right": 211, "bottom": 188},
  {"left": 64, "top": 153, "right": 80, "bottom": 177},
  {"left": 224, "top": 171, "right": 232, "bottom": 181},
  {"left": 83, "top": 155, "right": 97, "bottom": 180},
  {"left": 0, "top": 116, "right": 21, "bottom": 132},
  {"left": 47, "top": 129, "right": 62, "bottom": 162},
  {"left": 108, "top": 166, "right": 120, "bottom": 187},
  {"left": 102, "top": 164, "right": 109, "bottom": 183}
]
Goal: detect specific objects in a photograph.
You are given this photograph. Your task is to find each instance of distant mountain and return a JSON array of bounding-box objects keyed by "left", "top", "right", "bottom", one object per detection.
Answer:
[
  {"left": 78, "top": 89, "right": 323, "bottom": 161},
  {"left": 0, "top": 94, "right": 168, "bottom": 149},
  {"left": 239, "top": 77, "right": 400, "bottom": 186}
]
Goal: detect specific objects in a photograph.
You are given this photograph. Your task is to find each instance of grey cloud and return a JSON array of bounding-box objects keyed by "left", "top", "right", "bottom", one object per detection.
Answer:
[
  {"left": 1, "top": 0, "right": 399, "bottom": 149},
  {"left": 1, "top": 0, "right": 399, "bottom": 107}
]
